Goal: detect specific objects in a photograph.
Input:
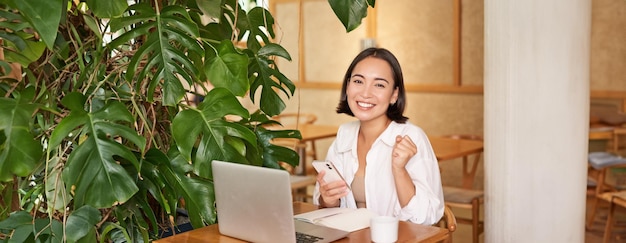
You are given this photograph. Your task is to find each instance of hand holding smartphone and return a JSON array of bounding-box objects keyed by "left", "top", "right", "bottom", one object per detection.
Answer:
[{"left": 312, "top": 161, "right": 350, "bottom": 190}]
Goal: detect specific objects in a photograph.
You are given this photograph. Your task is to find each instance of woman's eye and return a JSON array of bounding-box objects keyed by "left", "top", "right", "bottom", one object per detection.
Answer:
[
  {"left": 351, "top": 79, "right": 363, "bottom": 84},
  {"left": 375, "top": 83, "right": 386, "bottom": 88}
]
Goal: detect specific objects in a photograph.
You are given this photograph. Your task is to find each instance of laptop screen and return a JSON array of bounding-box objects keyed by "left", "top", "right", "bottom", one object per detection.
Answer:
[{"left": 212, "top": 160, "right": 298, "bottom": 242}]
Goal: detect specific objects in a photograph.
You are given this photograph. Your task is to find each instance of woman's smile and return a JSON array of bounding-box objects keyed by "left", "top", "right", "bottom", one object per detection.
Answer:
[{"left": 356, "top": 101, "right": 374, "bottom": 108}]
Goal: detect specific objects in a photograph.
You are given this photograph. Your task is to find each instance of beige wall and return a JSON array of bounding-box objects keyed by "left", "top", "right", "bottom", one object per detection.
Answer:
[
  {"left": 270, "top": 0, "right": 625, "bottom": 190},
  {"left": 591, "top": 0, "right": 626, "bottom": 91}
]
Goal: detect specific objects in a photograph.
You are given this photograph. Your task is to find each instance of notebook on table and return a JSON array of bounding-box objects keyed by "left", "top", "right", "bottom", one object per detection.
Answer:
[{"left": 211, "top": 160, "right": 349, "bottom": 243}]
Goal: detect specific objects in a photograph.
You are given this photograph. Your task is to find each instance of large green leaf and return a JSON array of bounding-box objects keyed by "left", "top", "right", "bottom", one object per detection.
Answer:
[
  {"left": 0, "top": 89, "right": 42, "bottom": 182},
  {"left": 0, "top": 211, "right": 36, "bottom": 242},
  {"left": 243, "top": 7, "right": 276, "bottom": 52},
  {"left": 135, "top": 150, "right": 177, "bottom": 234},
  {"left": 256, "top": 127, "right": 301, "bottom": 169},
  {"left": 249, "top": 44, "right": 296, "bottom": 117},
  {"left": 328, "top": 0, "right": 375, "bottom": 32},
  {"left": 205, "top": 41, "right": 249, "bottom": 96},
  {"left": 153, "top": 148, "right": 217, "bottom": 227},
  {"left": 195, "top": 0, "right": 222, "bottom": 19},
  {"left": 7, "top": 0, "right": 63, "bottom": 50},
  {"left": 85, "top": 0, "right": 128, "bottom": 18},
  {"left": 237, "top": 111, "right": 302, "bottom": 169},
  {"left": 0, "top": 210, "right": 64, "bottom": 242},
  {"left": 218, "top": 0, "right": 247, "bottom": 39},
  {"left": 112, "top": 195, "right": 151, "bottom": 242},
  {"left": 3, "top": 36, "right": 46, "bottom": 67},
  {"left": 0, "top": 9, "right": 31, "bottom": 56},
  {"left": 0, "top": 210, "right": 32, "bottom": 231},
  {"left": 109, "top": 3, "right": 203, "bottom": 106},
  {"left": 99, "top": 222, "right": 132, "bottom": 243},
  {"left": 49, "top": 93, "right": 146, "bottom": 208},
  {"left": 45, "top": 156, "right": 72, "bottom": 211},
  {"left": 65, "top": 206, "right": 102, "bottom": 242},
  {"left": 172, "top": 88, "right": 256, "bottom": 177}
]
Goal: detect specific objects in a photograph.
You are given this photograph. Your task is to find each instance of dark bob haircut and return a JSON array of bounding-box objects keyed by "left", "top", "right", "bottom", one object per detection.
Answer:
[{"left": 336, "top": 47, "right": 408, "bottom": 123}]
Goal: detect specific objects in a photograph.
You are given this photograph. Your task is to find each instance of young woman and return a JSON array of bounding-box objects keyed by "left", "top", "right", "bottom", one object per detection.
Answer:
[{"left": 313, "top": 48, "right": 444, "bottom": 225}]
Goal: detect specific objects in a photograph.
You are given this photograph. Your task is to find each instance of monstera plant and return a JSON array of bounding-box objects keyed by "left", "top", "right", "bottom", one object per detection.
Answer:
[{"left": 0, "top": 0, "right": 373, "bottom": 242}]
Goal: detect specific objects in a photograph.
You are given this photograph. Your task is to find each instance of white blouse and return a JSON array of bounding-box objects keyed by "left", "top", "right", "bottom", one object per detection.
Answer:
[{"left": 313, "top": 120, "right": 444, "bottom": 225}]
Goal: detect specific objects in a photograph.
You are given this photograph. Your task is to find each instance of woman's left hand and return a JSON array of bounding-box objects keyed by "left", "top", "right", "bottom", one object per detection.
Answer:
[{"left": 392, "top": 135, "right": 417, "bottom": 169}]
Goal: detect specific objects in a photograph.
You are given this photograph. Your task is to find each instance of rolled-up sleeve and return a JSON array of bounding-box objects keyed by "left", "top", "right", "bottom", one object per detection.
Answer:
[{"left": 396, "top": 153, "right": 444, "bottom": 225}]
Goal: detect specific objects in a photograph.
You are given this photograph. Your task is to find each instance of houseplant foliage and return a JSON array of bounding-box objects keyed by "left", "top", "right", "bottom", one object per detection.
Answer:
[{"left": 0, "top": 0, "right": 372, "bottom": 242}]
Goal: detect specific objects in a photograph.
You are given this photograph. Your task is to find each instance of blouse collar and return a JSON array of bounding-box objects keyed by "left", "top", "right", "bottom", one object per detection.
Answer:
[{"left": 335, "top": 120, "right": 401, "bottom": 153}]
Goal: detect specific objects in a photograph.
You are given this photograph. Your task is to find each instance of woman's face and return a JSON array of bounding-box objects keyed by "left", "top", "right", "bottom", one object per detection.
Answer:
[{"left": 346, "top": 56, "right": 399, "bottom": 124}]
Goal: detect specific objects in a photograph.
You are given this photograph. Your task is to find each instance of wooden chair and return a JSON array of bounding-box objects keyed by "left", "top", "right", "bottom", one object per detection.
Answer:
[
  {"left": 587, "top": 128, "right": 626, "bottom": 230},
  {"left": 289, "top": 175, "right": 317, "bottom": 202},
  {"left": 599, "top": 191, "right": 626, "bottom": 243},
  {"left": 437, "top": 205, "right": 458, "bottom": 243},
  {"left": 441, "top": 134, "right": 484, "bottom": 243}
]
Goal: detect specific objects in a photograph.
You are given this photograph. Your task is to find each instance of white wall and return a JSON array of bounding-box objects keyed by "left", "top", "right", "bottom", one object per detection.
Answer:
[{"left": 484, "top": 0, "right": 590, "bottom": 242}]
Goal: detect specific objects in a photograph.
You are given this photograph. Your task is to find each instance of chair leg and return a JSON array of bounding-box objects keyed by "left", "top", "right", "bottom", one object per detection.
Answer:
[
  {"left": 603, "top": 198, "right": 616, "bottom": 243},
  {"left": 589, "top": 168, "right": 609, "bottom": 230},
  {"left": 588, "top": 195, "right": 600, "bottom": 230},
  {"left": 472, "top": 199, "right": 480, "bottom": 243},
  {"left": 310, "top": 141, "right": 317, "bottom": 160}
]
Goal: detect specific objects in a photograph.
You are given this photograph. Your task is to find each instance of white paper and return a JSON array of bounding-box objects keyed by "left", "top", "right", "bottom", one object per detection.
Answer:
[{"left": 294, "top": 208, "right": 378, "bottom": 232}]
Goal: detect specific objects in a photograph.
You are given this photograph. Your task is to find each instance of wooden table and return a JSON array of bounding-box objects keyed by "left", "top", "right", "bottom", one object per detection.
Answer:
[
  {"left": 589, "top": 126, "right": 614, "bottom": 140},
  {"left": 154, "top": 202, "right": 450, "bottom": 243},
  {"left": 273, "top": 124, "right": 339, "bottom": 175},
  {"left": 429, "top": 136, "right": 484, "bottom": 161},
  {"left": 588, "top": 126, "right": 626, "bottom": 152},
  {"left": 429, "top": 136, "right": 484, "bottom": 189}
]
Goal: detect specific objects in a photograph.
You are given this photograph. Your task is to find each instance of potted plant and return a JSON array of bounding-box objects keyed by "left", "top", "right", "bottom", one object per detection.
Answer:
[{"left": 0, "top": 0, "right": 373, "bottom": 241}]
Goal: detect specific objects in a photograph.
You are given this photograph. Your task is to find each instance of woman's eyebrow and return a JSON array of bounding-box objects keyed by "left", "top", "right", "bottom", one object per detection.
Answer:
[
  {"left": 375, "top": 77, "right": 390, "bottom": 84},
  {"left": 351, "top": 74, "right": 364, "bottom": 79},
  {"left": 351, "top": 74, "right": 390, "bottom": 84}
]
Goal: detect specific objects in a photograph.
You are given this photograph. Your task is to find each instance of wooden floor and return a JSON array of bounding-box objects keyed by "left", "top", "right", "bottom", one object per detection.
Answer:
[{"left": 446, "top": 194, "right": 626, "bottom": 243}]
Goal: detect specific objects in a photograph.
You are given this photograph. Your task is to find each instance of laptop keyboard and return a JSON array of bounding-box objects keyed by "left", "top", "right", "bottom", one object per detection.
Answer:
[{"left": 296, "top": 232, "right": 324, "bottom": 243}]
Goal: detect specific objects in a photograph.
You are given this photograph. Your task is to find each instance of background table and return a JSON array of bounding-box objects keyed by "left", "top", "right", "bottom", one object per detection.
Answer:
[
  {"left": 273, "top": 124, "right": 339, "bottom": 175},
  {"left": 430, "top": 136, "right": 484, "bottom": 189},
  {"left": 429, "top": 136, "right": 484, "bottom": 161}
]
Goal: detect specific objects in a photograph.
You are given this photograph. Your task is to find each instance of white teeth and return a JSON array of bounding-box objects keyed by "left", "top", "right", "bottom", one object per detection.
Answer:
[{"left": 357, "top": 102, "right": 374, "bottom": 108}]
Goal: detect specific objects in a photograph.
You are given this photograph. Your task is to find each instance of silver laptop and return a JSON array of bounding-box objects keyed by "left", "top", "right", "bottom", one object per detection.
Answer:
[{"left": 211, "top": 160, "right": 349, "bottom": 243}]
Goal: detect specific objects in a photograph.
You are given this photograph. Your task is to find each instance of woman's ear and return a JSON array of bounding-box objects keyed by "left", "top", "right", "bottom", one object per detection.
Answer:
[{"left": 391, "top": 87, "right": 399, "bottom": 104}]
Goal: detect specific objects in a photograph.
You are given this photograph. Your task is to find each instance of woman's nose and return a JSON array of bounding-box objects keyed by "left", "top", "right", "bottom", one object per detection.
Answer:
[{"left": 359, "top": 84, "right": 372, "bottom": 97}]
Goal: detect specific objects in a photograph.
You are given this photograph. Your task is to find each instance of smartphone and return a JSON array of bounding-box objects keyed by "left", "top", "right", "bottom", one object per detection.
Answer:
[{"left": 311, "top": 161, "right": 350, "bottom": 189}]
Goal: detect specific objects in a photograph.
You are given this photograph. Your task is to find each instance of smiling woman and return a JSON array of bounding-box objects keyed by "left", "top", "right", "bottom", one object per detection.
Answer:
[{"left": 313, "top": 48, "right": 445, "bottom": 226}]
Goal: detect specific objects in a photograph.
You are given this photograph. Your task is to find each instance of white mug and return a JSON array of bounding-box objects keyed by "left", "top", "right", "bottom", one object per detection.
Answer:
[{"left": 370, "top": 216, "right": 398, "bottom": 243}]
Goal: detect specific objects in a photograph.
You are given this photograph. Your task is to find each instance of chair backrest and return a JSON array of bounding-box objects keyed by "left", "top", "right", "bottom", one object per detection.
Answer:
[
  {"left": 612, "top": 128, "right": 626, "bottom": 155},
  {"left": 436, "top": 205, "right": 457, "bottom": 243},
  {"left": 442, "top": 205, "right": 457, "bottom": 233}
]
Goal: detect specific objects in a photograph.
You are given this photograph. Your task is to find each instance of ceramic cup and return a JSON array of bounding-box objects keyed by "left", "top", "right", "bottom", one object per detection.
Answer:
[{"left": 370, "top": 216, "right": 399, "bottom": 243}]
